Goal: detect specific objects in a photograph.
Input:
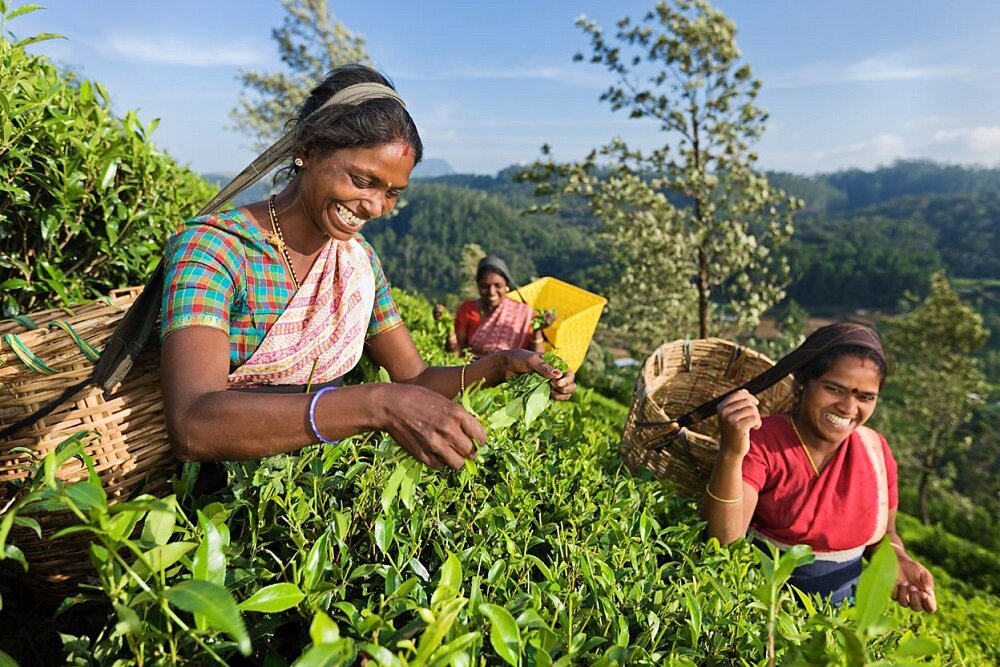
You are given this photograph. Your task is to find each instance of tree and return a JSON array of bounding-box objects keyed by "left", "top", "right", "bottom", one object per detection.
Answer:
[
  {"left": 0, "top": 5, "right": 214, "bottom": 314},
  {"left": 520, "top": 0, "right": 799, "bottom": 351},
  {"left": 230, "top": 0, "right": 370, "bottom": 146},
  {"left": 883, "top": 272, "right": 990, "bottom": 525}
]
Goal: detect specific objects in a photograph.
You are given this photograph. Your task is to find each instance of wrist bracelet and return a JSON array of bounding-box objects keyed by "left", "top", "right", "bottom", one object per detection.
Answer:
[
  {"left": 705, "top": 484, "right": 743, "bottom": 504},
  {"left": 460, "top": 363, "right": 468, "bottom": 395},
  {"left": 308, "top": 386, "right": 339, "bottom": 445}
]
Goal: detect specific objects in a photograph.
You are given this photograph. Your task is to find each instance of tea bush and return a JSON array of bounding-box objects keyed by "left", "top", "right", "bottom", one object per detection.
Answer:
[
  {"left": 2, "top": 288, "right": 992, "bottom": 664},
  {"left": 0, "top": 3, "right": 215, "bottom": 315}
]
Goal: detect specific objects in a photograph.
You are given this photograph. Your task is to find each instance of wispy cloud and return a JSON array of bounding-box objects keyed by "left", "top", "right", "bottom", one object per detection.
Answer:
[
  {"left": 101, "top": 34, "right": 264, "bottom": 67},
  {"left": 402, "top": 64, "right": 609, "bottom": 88},
  {"left": 771, "top": 51, "right": 966, "bottom": 88}
]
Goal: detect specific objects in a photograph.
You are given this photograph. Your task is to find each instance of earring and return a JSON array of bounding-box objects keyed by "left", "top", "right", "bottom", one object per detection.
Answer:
[{"left": 294, "top": 157, "right": 304, "bottom": 168}]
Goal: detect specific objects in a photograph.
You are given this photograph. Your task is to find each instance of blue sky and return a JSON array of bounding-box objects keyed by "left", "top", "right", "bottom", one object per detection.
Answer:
[{"left": 9, "top": 0, "right": 1000, "bottom": 177}]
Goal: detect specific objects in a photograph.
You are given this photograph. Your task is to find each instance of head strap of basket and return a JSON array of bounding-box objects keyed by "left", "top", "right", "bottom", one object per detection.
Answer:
[{"left": 620, "top": 323, "right": 884, "bottom": 495}]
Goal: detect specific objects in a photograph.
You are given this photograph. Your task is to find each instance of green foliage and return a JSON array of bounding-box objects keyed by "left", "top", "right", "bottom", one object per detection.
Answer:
[
  {"left": 894, "top": 513, "right": 1000, "bottom": 596},
  {"left": 230, "top": 0, "right": 371, "bottom": 146},
  {"left": 882, "top": 272, "right": 990, "bottom": 524},
  {"left": 363, "top": 182, "right": 601, "bottom": 299},
  {"left": 0, "top": 4, "right": 215, "bottom": 314},
  {"left": 2, "top": 290, "right": 992, "bottom": 665},
  {"left": 519, "top": 0, "right": 801, "bottom": 347}
]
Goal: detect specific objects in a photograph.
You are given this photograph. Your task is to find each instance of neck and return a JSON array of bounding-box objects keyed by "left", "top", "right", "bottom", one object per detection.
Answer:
[{"left": 272, "top": 187, "right": 327, "bottom": 255}]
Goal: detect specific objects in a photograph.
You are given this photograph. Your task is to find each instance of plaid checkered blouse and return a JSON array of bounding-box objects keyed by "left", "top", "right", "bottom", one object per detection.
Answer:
[{"left": 161, "top": 210, "right": 401, "bottom": 371}]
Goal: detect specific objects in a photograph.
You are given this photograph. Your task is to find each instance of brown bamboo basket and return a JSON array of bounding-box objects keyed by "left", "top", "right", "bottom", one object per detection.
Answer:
[
  {"left": 620, "top": 338, "right": 795, "bottom": 497},
  {"left": 0, "top": 288, "right": 176, "bottom": 594}
]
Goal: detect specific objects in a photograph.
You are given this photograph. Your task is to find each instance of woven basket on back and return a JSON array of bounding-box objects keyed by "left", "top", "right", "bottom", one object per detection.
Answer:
[
  {"left": 0, "top": 288, "right": 175, "bottom": 593},
  {"left": 620, "top": 338, "right": 795, "bottom": 497}
]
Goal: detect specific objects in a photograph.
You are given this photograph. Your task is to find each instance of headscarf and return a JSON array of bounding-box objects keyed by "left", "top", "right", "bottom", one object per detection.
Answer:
[
  {"left": 677, "top": 323, "right": 885, "bottom": 429},
  {"left": 476, "top": 256, "right": 515, "bottom": 286}
]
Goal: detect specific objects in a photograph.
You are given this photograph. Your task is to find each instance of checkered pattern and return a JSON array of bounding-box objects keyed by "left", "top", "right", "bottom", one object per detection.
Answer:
[{"left": 161, "top": 210, "right": 400, "bottom": 370}]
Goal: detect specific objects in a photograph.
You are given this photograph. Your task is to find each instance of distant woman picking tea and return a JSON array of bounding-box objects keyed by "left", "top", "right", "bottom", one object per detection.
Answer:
[
  {"left": 702, "top": 323, "right": 936, "bottom": 612},
  {"left": 439, "top": 255, "right": 553, "bottom": 357}
]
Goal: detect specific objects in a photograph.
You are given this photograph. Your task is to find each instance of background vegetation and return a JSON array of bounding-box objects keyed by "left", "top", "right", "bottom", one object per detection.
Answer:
[{"left": 1, "top": 0, "right": 997, "bottom": 663}]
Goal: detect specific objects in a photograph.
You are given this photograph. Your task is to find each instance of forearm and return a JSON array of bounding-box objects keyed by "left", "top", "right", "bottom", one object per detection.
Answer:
[
  {"left": 165, "top": 384, "right": 387, "bottom": 461},
  {"left": 401, "top": 354, "right": 508, "bottom": 398},
  {"left": 702, "top": 451, "right": 753, "bottom": 544}
]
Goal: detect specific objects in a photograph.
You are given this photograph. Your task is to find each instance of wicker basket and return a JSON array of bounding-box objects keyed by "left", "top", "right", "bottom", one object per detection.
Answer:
[
  {"left": 620, "top": 338, "right": 795, "bottom": 497},
  {"left": 507, "top": 277, "right": 607, "bottom": 372},
  {"left": 0, "top": 288, "right": 175, "bottom": 593}
]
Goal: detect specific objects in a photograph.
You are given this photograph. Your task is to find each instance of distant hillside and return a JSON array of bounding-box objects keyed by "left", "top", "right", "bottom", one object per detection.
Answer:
[{"left": 412, "top": 158, "right": 455, "bottom": 178}]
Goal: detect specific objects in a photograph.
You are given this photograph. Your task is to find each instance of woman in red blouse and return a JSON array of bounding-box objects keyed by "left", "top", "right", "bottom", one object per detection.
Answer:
[
  {"left": 702, "top": 324, "right": 936, "bottom": 611},
  {"left": 444, "top": 256, "right": 550, "bottom": 357}
]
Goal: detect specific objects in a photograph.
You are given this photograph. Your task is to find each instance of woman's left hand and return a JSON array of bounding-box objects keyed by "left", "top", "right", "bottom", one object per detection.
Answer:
[
  {"left": 500, "top": 349, "right": 576, "bottom": 400},
  {"left": 894, "top": 557, "right": 937, "bottom": 613}
]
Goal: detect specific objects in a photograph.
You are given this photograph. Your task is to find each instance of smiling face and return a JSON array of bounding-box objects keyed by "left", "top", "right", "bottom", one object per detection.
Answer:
[
  {"left": 794, "top": 355, "right": 882, "bottom": 449},
  {"left": 297, "top": 141, "right": 415, "bottom": 242},
  {"left": 477, "top": 270, "right": 510, "bottom": 310}
]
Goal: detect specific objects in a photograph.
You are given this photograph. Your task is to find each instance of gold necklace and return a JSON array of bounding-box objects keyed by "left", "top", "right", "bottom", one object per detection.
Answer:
[
  {"left": 788, "top": 416, "right": 821, "bottom": 477},
  {"left": 267, "top": 195, "right": 300, "bottom": 290}
]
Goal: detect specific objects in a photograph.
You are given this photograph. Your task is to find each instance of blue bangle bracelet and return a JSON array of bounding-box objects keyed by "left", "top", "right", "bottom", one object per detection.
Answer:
[{"left": 308, "top": 386, "right": 339, "bottom": 445}]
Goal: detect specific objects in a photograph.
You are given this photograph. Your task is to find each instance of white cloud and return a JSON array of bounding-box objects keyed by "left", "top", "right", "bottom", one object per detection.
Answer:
[
  {"left": 923, "top": 126, "right": 1000, "bottom": 165},
  {"left": 762, "top": 134, "right": 909, "bottom": 173},
  {"left": 102, "top": 34, "right": 264, "bottom": 67},
  {"left": 403, "top": 65, "right": 609, "bottom": 89},
  {"left": 771, "top": 51, "right": 965, "bottom": 88}
]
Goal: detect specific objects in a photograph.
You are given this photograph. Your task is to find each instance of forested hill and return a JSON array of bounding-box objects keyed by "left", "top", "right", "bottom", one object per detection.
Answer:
[{"left": 362, "top": 160, "right": 999, "bottom": 317}]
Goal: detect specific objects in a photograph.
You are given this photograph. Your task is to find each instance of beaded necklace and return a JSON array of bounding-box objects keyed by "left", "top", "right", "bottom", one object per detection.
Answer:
[
  {"left": 788, "top": 416, "right": 821, "bottom": 477},
  {"left": 267, "top": 195, "right": 300, "bottom": 290}
]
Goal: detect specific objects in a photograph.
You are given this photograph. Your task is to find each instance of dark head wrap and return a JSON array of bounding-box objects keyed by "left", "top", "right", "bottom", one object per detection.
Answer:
[
  {"left": 677, "top": 322, "right": 884, "bottom": 429},
  {"left": 476, "top": 256, "right": 515, "bottom": 286}
]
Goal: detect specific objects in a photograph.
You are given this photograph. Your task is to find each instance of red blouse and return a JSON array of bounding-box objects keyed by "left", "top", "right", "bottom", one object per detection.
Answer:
[{"left": 742, "top": 415, "right": 898, "bottom": 554}]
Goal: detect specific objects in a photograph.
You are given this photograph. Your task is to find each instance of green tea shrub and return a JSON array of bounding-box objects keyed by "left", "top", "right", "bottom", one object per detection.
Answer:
[
  {"left": 2, "top": 289, "right": 986, "bottom": 665},
  {"left": 0, "top": 3, "right": 215, "bottom": 315}
]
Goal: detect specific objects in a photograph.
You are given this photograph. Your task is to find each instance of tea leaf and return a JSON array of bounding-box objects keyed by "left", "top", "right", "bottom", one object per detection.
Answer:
[
  {"left": 309, "top": 610, "right": 340, "bottom": 644},
  {"left": 855, "top": 541, "right": 897, "bottom": 636},
  {"left": 480, "top": 603, "right": 521, "bottom": 666},
  {"left": 165, "top": 580, "right": 251, "bottom": 656},
  {"left": 238, "top": 583, "right": 306, "bottom": 613}
]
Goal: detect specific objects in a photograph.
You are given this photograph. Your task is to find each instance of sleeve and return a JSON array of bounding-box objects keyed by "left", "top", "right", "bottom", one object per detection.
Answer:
[
  {"left": 742, "top": 425, "right": 773, "bottom": 492},
  {"left": 454, "top": 300, "right": 478, "bottom": 340},
  {"left": 882, "top": 434, "right": 899, "bottom": 510},
  {"left": 359, "top": 238, "right": 403, "bottom": 339},
  {"left": 160, "top": 224, "right": 241, "bottom": 341}
]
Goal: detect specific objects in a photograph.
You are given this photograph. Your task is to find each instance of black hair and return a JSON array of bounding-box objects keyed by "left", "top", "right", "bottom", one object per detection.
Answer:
[
  {"left": 794, "top": 345, "right": 891, "bottom": 388},
  {"left": 287, "top": 64, "right": 423, "bottom": 171}
]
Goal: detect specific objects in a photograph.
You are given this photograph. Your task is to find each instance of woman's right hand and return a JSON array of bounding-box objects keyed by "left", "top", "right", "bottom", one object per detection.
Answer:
[
  {"left": 716, "top": 389, "right": 762, "bottom": 459},
  {"left": 379, "top": 384, "right": 485, "bottom": 469}
]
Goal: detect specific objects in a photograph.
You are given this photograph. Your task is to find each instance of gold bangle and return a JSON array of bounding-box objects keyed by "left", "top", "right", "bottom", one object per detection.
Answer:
[
  {"left": 460, "top": 363, "right": 467, "bottom": 395},
  {"left": 705, "top": 484, "right": 743, "bottom": 504}
]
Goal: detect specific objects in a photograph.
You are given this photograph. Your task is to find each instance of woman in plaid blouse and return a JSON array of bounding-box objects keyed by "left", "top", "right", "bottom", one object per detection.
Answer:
[{"left": 159, "top": 65, "right": 575, "bottom": 469}]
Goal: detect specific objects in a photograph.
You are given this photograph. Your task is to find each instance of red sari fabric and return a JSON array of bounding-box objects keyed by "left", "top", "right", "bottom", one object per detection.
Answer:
[
  {"left": 742, "top": 415, "right": 898, "bottom": 557},
  {"left": 455, "top": 298, "right": 533, "bottom": 356}
]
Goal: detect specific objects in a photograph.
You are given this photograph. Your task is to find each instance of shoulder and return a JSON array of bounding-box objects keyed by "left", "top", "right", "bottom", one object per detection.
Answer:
[
  {"left": 168, "top": 210, "right": 259, "bottom": 253},
  {"left": 750, "top": 415, "right": 797, "bottom": 452},
  {"left": 457, "top": 300, "right": 479, "bottom": 315}
]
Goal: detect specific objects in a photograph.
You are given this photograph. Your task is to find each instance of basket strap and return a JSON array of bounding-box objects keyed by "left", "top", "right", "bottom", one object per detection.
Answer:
[
  {"left": 11, "top": 314, "right": 40, "bottom": 330},
  {"left": 48, "top": 320, "right": 102, "bottom": 362},
  {"left": 1, "top": 333, "right": 58, "bottom": 374},
  {"left": 639, "top": 325, "right": 884, "bottom": 432}
]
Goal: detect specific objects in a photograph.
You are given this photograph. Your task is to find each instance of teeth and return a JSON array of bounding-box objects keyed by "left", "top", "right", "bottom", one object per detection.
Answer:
[
  {"left": 825, "top": 413, "right": 852, "bottom": 427},
  {"left": 336, "top": 203, "right": 364, "bottom": 228}
]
